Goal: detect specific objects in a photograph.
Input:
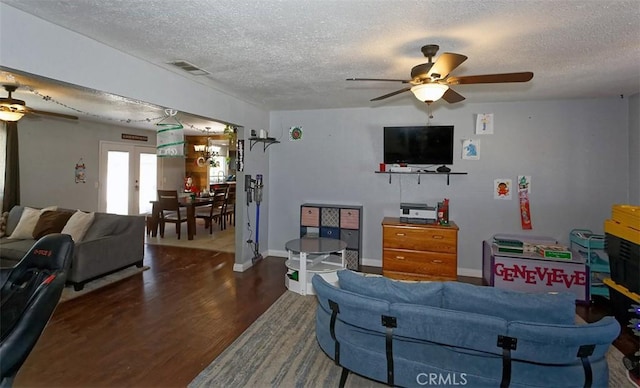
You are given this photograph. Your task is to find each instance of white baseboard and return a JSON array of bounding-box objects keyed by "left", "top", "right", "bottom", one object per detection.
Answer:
[
  {"left": 361, "top": 257, "right": 381, "bottom": 267},
  {"left": 234, "top": 251, "right": 280, "bottom": 272},
  {"left": 267, "top": 249, "right": 288, "bottom": 258},
  {"left": 233, "top": 261, "right": 253, "bottom": 272},
  {"left": 457, "top": 268, "right": 482, "bottom": 278}
]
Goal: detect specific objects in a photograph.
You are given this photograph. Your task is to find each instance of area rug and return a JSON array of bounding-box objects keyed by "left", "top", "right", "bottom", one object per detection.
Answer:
[
  {"left": 189, "top": 291, "right": 634, "bottom": 388},
  {"left": 59, "top": 265, "right": 150, "bottom": 303},
  {"left": 145, "top": 222, "right": 235, "bottom": 253}
]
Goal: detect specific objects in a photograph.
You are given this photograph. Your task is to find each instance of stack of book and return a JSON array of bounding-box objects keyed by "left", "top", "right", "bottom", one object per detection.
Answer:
[
  {"left": 492, "top": 235, "right": 571, "bottom": 259},
  {"left": 535, "top": 244, "right": 572, "bottom": 259},
  {"left": 493, "top": 236, "right": 526, "bottom": 254}
]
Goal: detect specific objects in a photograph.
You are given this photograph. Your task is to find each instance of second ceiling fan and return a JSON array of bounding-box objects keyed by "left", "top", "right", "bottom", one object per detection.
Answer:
[
  {"left": 347, "top": 44, "right": 533, "bottom": 104},
  {"left": 0, "top": 84, "right": 78, "bottom": 122}
]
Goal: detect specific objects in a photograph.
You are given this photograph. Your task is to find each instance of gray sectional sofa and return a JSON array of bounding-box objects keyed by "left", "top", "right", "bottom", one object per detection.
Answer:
[
  {"left": 314, "top": 270, "right": 621, "bottom": 388},
  {"left": 0, "top": 205, "right": 145, "bottom": 290}
]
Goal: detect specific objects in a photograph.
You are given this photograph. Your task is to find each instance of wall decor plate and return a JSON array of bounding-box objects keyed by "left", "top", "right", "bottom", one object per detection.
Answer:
[{"left": 289, "top": 126, "right": 303, "bottom": 141}]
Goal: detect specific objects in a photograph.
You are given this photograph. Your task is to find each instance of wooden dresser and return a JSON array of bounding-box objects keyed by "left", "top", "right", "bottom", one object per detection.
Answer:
[{"left": 382, "top": 217, "right": 459, "bottom": 281}]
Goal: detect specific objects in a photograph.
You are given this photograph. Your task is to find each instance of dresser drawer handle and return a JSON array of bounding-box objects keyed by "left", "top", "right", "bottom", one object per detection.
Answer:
[
  {"left": 395, "top": 256, "right": 405, "bottom": 260},
  {"left": 395, "top": 233, "right": 406, "bottom": 236},
  {"left": 432, "top": 259, "right": 443, "bottom": 263},
  {"left": 432, "top": 235, "right": 444, "bottom": 240}
]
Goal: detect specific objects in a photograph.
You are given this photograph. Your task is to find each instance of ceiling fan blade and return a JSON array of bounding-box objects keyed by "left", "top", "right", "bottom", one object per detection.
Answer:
[
  {"left": 427, "top": 53, "right": 468, "bottom": 79},
  {"left": 347, "top": 78, "right": 410, "bottom": 83},
  {"left": 442, "top": 88, "right": 466, "bottom": 104},
  {"left": 28, "top": 108, "right": 78, "bottom": 120},
  {"left": 370, "top": 87, "right": 411, "bottom": 101},
  {"left": 447, "top": 72, "right": 534, "bottom": 85}
]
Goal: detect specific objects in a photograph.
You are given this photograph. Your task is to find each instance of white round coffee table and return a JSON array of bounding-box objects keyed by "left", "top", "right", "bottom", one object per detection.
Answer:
[{"left": 284, "top": 237, "right": 347, "bottom": 295}]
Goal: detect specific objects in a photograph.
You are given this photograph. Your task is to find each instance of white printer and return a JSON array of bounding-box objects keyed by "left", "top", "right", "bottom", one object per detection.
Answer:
[{"left": 399, "top": 202, "right": 437, "bottom": 224}]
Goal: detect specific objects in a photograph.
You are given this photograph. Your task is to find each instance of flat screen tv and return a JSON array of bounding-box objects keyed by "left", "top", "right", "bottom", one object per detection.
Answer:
[{"left": 383, "top": 125, "right": 454, "bottom": 165}]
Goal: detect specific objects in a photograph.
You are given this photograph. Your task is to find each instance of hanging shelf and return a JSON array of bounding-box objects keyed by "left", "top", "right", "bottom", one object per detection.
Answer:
[{"left": 249, "top": 137, "right": 280, "bottom": 152}]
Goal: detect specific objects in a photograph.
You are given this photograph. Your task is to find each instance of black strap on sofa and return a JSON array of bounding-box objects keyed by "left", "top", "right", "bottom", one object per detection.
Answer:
[
  {"left": 577, "top": 344, "right": 595, "bottom": 388},
  {"left": 497, "top": 334, "right": 596, "bottom": 388},
  {"left": 381, "top": 315, "right": 397, "bottom": 386},
  {"left": 328, "top": 300, "right": 341, "bottom": 365},
  {"left": 328, "top": 300, "right": 351, "bottom": 388},
  {"left": 497, "top": 335, "right": 517, "bottom": 388}
]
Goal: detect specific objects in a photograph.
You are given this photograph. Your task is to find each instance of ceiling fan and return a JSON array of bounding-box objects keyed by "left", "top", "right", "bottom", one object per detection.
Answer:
[
  {"left": 0, "top": 84, "right": 78, "bottom": 122},
  {"left": 347, "top": 44, "right": 533, "bottom": 104}
]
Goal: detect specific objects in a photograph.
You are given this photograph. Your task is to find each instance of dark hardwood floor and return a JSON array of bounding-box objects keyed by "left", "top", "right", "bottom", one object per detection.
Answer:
[
  {"left": 14, "top": 246, "right": 638, "bottom": 387},
  {"left": 15, "top": 245, "right": 288, "bottom": 387}
]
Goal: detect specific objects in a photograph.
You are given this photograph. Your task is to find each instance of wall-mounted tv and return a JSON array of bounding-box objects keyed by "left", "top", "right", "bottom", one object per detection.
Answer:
[{"left": 384, "top": 125, "right": 454, "bottom": 166}]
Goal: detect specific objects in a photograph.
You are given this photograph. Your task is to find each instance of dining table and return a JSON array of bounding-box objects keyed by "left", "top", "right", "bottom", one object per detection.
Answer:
[{"left": 149, "top": 195, "right": 220, "bottom": 240}]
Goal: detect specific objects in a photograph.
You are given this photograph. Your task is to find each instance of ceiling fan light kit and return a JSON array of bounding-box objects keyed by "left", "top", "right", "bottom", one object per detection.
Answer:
[
  {"left": 0, "top": 84, "right": 27, "bottom": 121},
  {"left": 0, "top": 84, "right": 79, "bottom": 121},
  {"left": 348, "top": 44, "right": 533, "bottom": 105},
  {"left": 411, "top": 83, "right": 449, "bottom": 103},
  {"left": 0, "top": 105, "right": 26, "bottom": 121}
]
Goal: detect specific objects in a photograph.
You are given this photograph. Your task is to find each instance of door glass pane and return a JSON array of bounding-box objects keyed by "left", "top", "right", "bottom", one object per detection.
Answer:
[
  {"left": 107, "top": 151, "right": 129, "bottom": 214},
  {"left": 139, "top": 153, "right": 157, "bottom": 214}
]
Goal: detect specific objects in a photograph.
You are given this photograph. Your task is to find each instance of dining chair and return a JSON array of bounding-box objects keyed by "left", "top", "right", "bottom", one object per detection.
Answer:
[
  {"left": 221, "top": 184, "right": 236, "bottom": 230},
  {"left": 157, "top": 190, "right": 188, "bottom": 239},
  {"left": 196, "top": 186, "right": 228, "bottom": 234}
]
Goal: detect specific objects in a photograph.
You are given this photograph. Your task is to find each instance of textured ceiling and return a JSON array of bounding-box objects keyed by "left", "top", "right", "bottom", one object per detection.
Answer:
[{"left": 1, "top": 0, "right": 639, "bottom": 130}]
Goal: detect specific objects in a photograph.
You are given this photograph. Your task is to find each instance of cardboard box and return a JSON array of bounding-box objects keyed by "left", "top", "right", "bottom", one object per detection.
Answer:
[{"left": 536, "top": 244, "right": 572, "bottom": 259}]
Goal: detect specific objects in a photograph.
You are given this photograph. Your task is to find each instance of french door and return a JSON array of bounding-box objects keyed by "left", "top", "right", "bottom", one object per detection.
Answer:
[{"left": 99, "top": 142, "right": 157, "bottom": 215}]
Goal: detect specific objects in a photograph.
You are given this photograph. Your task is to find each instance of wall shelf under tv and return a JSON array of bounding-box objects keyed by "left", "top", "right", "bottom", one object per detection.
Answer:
[{"left": 375, "top": 171, "right": 467, "bottom": 185}]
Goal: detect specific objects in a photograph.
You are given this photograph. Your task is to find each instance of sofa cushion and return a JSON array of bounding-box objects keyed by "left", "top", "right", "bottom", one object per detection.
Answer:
[
  {"left": 83, "top": 213, "right": 120, "bottom": 240},
  {"left": 6, "top": 206, "right": 59, "bottom": 238},
  {"left": 337, "top": 269, "right": 443, "bottom": 306},
  {"left": 32, "top": 210, "right": 74, "bottom": 239},
  {"left": 0, "top": 238, "right": 36, "bottom": 261},
  {"left": 442, "top": 281, "right": 576, "bottom": 325},
  {"left": 0, "top": 211, "right": 8, "bottom": 238},
  {"left": 314, "top": 274, "right": 392, "bottom": 334},
  {"left": 61, "top": 210, "right": 95, "bottom": 242},
  {"left": 7, "top": 207, "right": 42, "bottom": 239},
  {"left": 5, "top": 206, "right": 25, "bottom": 236}
]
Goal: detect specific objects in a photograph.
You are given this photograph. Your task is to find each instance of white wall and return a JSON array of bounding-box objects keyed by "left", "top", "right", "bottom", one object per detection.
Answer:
[
  {"left": 268, "top": 97, "right": 630, "bottom": 276},
  {"left": 17, "top": 118, "right": 155, "bottom": 210},
  {"left": 1, "top": 4, "right": 270, "bottom": 268},
  {"left": 628, "top": 93, "right": 640, "bottom": 205}
]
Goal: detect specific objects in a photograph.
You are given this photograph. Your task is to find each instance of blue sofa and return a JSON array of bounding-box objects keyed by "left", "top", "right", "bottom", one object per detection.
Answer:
[{"left": 313, "top": 270, "right": 620, "bottom": 387}]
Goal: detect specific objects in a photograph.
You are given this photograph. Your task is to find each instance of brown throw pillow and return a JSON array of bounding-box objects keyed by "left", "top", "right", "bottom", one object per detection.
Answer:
[{"left": 32, "top": 210, "right": 74, "bottom": 239}]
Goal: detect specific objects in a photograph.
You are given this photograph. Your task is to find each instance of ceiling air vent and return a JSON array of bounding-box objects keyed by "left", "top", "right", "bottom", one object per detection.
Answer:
[{"left": 167, "top": 60, "right": 210, "bottom": 76}]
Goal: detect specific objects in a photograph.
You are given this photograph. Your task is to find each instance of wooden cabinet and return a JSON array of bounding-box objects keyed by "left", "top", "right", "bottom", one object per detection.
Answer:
[
  {"left": 184, "top": 134, "right": 235, "bottom": 191},
  {"left": 184, "top": 135, "right": 209, "bottom": 191},
  {"left": 300, "top": 203, "right": 363, "bottom": 271},
  {"left": 382, "top": 217, "right": 458, "bottom": 281}
]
